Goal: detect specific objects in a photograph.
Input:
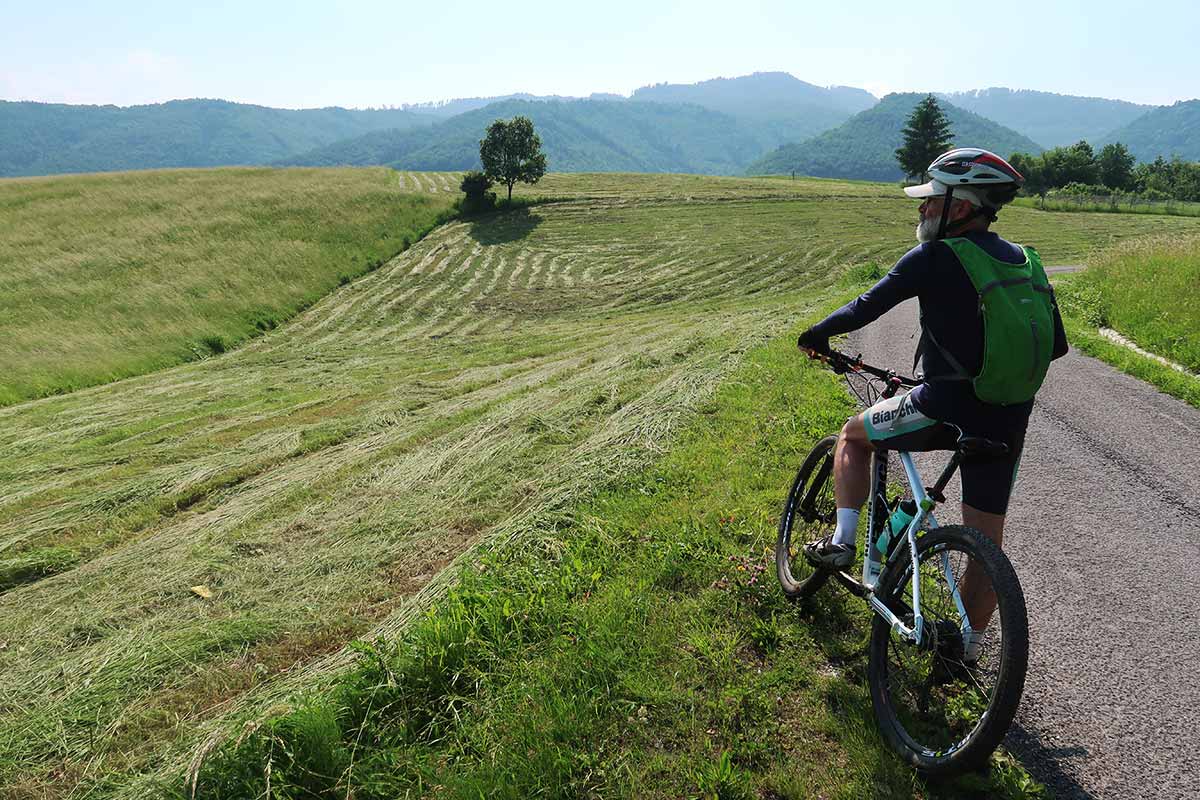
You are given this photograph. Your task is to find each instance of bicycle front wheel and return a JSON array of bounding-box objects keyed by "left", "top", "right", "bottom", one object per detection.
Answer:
[
  {"left": 775, "top": 434, "right": 837, "bottom": 601},
  {"left": 867, "top": 525, "right": 1028, "bottom": 775}
]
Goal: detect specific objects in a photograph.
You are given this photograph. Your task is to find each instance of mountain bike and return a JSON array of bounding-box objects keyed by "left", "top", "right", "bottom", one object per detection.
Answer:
[{"left": 775, "top": 347, "right": 1028, "bottom": 775}]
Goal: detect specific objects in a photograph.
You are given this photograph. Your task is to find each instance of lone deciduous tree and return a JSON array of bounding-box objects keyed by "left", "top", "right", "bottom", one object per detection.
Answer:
[
  {"left": 479, "top": 115, "right": 548, "bottom": 202},
  {"left": 895, "top": 95, "right": 954, "bottom": 181},
  {"left": 1098, "top": 142, "right": 1136, "bottom": 191}
]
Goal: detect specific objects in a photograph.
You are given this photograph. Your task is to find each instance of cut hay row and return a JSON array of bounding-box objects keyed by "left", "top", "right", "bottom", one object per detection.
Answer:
[{"left": 396, "top": 171, "right": 463, "bottom": 195}]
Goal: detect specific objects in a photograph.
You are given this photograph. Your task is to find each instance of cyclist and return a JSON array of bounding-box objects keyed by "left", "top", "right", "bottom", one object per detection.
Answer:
[{"left": 796, "top": 148, "right": 1068, "bottom": 661}]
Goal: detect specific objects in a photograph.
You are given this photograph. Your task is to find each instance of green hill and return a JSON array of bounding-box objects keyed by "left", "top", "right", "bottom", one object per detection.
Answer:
[
  {"left": 1098, "top": 99, "right": 1200, "bottom": 161},
  {"left": 747, "top": 93, "right": 1044, "bottom": 181},
  {"left": 282, "top": 99, "right": 770, "bottom": 175},
  {"left": 0, "top": 99, "right": 431, "bottom": 177},
  {"left": 631, "top": 71, "right": 875, "bottom": 145},
  {"left": 940, "top": 88, "right": 1153, "bottom": 148}
]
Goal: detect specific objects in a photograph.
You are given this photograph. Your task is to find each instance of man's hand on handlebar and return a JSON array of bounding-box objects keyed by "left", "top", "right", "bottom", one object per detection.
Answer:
[{"left": 796, "top": 328, "right": 829, "bottom": 359}]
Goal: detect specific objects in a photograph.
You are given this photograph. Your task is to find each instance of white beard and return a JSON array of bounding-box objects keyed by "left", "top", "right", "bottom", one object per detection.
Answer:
[{"left": 916, "top": 214, "right": 941, "bottom": 243}]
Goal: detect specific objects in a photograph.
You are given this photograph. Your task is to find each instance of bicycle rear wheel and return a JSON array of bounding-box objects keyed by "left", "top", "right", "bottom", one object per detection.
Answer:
[
  {"left": 867, "top": 525, "right": 1028, "bottom": 775},
  {"left": 775, "top": 434, "right": 837, "bottom": 600}
]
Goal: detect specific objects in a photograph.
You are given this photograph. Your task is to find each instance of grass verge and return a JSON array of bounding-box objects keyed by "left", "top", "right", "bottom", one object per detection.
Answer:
[
  {"left": 1054, "top": 274, "right": 1200, "bottom": 409},
  {"left": 187, "top": 306, "right": 1045, "bottom": 800}
]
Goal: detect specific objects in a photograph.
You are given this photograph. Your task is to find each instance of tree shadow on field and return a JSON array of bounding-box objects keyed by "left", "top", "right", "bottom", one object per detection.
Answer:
[{"left": 468, "top": 207, "right": 542, "bottom": 245}]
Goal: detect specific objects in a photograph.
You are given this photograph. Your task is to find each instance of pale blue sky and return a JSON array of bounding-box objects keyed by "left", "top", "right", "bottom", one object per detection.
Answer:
[{"left": 2, "top": 0, "right": 1196, "bottom": 109}]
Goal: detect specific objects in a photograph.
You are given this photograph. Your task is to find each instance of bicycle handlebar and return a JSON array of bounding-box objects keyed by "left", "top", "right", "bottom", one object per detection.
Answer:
[{"left": 800, "top": 345, "right": 920, "bottom": 388}]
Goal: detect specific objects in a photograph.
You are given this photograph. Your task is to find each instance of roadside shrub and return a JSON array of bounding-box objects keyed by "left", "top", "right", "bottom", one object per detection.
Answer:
[{"left": 460, "top": 170, "right": 496, "bottom": 214}]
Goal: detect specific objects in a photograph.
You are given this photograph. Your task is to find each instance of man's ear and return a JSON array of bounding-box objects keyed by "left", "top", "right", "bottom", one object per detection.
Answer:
[{"left": 952, "top": 199, "right": 976, "bottom": 221}]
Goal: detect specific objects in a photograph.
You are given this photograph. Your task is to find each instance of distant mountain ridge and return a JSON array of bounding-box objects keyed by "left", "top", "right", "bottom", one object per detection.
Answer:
[
  {"left": 632, "top": 72, "right": 876, "bottom": 146},
  {"left": 939, "top": 87, "right": 1154, "bottom": 148},
  {"left": 2, "top": 76, "right": 1194, "bottom": 180},
  {"left": 280, "top": 99, "right": 769, "bottom": 175},
  {"left": 0, "top": 99, "right": 433, "bottom": 178},
  {"left": 748, "top": 93, "right": 1043, "bottom": 181},
  {"left": 1098, "top": 99, "right": 1200, "bottom": 161}
]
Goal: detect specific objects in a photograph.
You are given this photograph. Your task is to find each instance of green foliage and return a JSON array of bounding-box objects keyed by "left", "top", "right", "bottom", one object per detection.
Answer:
[
  {"left": 749, "top": 93, "right": 1042, "bottom": 181},
  {"left": 0, "top": 99, "right": 431, "bottom": 177},
  {"left": 1132, "top": 155, "right": 1200, "bottom": 201},
  {"left": 1011, "top": 141, "right": 1103, "bottom": 196},
  {"left": 479, "top": 115, "right": 548, "bottom": 201},
  {"left": 458, "top": 170, "right": 496, "bottom": 213},
  {"left": 1098, "top": 142, "right": 1136, "bottom": 190},
  {"left": 1012, "top": 144, "right": 1200, "bottom": 202},
  {"left": 895, "top": 95, "right": 954, "bottom": 180}
]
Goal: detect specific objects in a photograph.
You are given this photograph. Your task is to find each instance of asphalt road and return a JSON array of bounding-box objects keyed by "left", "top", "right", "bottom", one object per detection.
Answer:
[{"left": 843, "top": 297, "right": 1200, "bottom": 800}]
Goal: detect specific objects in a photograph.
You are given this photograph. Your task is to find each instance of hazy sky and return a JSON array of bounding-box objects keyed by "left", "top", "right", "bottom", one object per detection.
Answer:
[{"left": 3, "top": 0, "right": 1196, "bottom": 109}]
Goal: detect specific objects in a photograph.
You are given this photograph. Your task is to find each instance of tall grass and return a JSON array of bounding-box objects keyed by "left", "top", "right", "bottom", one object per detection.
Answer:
[
  {"left": 1069, "top": 233, "right": 1200, "bottom": 372},
  {"left": 0, "top": 167, "right": 456, "bottom": 405}
]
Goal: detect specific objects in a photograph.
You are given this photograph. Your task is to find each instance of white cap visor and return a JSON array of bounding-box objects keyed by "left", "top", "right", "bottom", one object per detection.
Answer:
[{"left": 903, "top": 179, "right": 982, "bottom": 206}]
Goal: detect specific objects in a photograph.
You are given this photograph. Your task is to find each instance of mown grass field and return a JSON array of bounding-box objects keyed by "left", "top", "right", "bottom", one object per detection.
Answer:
[
  {"left": 2, "top": 169, "right": 1197, "bottom": 797},
  {"left": 0, "top": 167, "right": 456, "bottom": 406}
]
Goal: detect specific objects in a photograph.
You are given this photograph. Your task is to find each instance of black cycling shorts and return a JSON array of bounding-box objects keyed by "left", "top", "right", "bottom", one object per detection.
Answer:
[{"left": 861, "top": 391, "right": 1029, "bottom": 515}]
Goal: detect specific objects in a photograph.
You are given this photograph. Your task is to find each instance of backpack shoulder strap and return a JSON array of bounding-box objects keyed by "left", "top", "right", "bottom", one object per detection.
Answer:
[{"left": 913, "top": 238, "right": 973, "bottom": 381}]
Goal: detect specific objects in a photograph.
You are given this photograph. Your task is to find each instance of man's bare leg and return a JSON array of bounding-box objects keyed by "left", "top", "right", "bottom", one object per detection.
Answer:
[
  {"left": 834, "top": 413, "right": 871, "bottom": 510},
  {"left": 960, "top": 503, "right": 1005, "bottom": 633}
]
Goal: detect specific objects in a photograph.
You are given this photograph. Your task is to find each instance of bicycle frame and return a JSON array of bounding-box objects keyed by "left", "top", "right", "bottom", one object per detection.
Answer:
[{"left": 817, "top": 354, "right": 973, "bottom": 648}]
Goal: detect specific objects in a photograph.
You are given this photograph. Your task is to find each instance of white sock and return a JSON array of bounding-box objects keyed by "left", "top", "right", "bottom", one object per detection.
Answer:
[
  {"left": 832, "top": 508, "right": 860, "bottom": 547},
  {"left": 964, "top": 630, "right": 986, "bottom": 662}
]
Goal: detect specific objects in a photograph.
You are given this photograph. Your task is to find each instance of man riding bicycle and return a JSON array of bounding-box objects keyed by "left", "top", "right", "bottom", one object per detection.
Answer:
[{"left": 796, "top": 148, "right": 1069, "bottom": 662}]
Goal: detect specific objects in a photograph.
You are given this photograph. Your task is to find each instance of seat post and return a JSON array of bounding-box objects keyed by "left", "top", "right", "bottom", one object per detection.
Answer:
[{"left": 927, "top": 451, "right": 962, "bottom": 504}]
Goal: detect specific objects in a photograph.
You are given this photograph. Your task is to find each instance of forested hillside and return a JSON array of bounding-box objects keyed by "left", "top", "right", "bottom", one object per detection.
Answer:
[
  {"left": 748, "top": 93, "right": 1043, "bottom": 181},
  {"left": 631, "top": 72, "right": 875, "bottom": 145},
  {"left": 281, "top": 98, "right": 770, "bottom": 174},
  {"left": 1099, "top": 100, "right": 1200, "bottom": 161},
  {"left": 940, "top": 88, "right": 1153, "bottom": 148},
  {"left": 0, "top": 99, "right": 430, "bottom": 177}
]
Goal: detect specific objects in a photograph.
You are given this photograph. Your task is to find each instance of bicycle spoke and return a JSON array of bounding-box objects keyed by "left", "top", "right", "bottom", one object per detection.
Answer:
[{"left": 877, "top": 537, "right": 1009, "bottom": 757}]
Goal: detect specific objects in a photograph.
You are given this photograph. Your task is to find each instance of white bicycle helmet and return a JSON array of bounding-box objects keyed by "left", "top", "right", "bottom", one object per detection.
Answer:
[{"left": 904, "top": 148, "right": 1025, "bottom": 238}]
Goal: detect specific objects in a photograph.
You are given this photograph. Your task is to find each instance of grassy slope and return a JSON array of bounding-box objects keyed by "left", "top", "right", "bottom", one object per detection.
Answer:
[
  {"left": 191, "top": 302, "right": 1044, "bottom": 800},
  {"left": 2, "top": 171, "right": 1195, "bottom": 794},
  {"left": 0, "top": 167, "right": 456, "bottom": 405}
]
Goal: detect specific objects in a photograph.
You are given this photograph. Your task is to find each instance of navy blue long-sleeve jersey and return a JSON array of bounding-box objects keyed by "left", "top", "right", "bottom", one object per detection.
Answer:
[{"left": 809, "top": 231, "right": 1068, "bottom": 422}]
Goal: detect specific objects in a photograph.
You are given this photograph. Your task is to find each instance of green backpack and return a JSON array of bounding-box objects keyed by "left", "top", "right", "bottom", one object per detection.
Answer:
[{"left": 919, "top": 238, "right": 1055, "bottom": 406}]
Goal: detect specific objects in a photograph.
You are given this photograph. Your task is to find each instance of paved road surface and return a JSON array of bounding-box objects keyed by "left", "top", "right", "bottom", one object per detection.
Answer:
[{"left": 843, "top": 297, "right": 1200, "bottom": 800}]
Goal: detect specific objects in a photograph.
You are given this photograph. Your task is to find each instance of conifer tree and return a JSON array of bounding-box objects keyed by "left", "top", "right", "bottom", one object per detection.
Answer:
[{"left": 895, "top": 95, "right": 954, "bottom": 181}]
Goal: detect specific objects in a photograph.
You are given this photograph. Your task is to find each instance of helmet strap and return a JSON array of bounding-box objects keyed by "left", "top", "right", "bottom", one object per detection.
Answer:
[
  {"left": 935, "top": 187, "right": 955, "bottom": 240},
  {"left": 936, "top": 187, "right": 993, "bottom": 240}
]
